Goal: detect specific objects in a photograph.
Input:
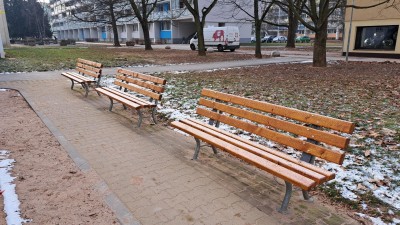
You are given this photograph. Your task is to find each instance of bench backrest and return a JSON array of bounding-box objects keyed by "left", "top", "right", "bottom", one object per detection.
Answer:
[
  {"left": 76, "top": 58, "right": 103, "bottom": 80},
  {"left": 197, "top": 89, "right": 355, "bottom": 165},
  {"left": 114, "top": 68, "right": 167, "bottom": 101}
]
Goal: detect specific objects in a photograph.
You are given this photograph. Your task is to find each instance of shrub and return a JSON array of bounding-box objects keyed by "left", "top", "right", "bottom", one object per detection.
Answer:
[
  {"left": 126, "top": 41, "right": 135, "bottom": 46},
  {"left": 60, "top": 40, "right": 68, "bottom": 46},
  {"left": 85, "top": 38, "right": 98, "bottom": 42}
]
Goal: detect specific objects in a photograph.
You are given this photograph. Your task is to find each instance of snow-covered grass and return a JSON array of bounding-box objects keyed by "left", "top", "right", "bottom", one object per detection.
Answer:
[{"left": 0, "top": 150, "right": 30, "bottom": 224}]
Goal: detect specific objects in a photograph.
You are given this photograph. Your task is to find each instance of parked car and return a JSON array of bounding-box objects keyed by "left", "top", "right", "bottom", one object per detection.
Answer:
[
  {"left": 250, "top": 36, "right": 256, "bottom": 43},
  {"left": 272, "top": 36, "right": 287, "bottom": 43},
  {"left": 262, "top": 35, "right": 275, "bottom": 43},
  {"left": 296, "top": 36, "right": 311, "bottom": 43}
]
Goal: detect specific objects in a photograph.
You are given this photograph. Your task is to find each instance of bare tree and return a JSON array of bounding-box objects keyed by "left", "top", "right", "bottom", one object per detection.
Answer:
[
  {"left": 128, "top": 0, "right": 158, "bottom": 50},
  {"left": 272, "top": 0, "right": 306, "bottom": 48},
  {"left": 183, "top": 0, "right": 218, "bottom": 56},
  {"left": 72, "top": 0, "right": 132, "bottom": 47},
  {"left": 283, "top": 0, "right": 398, "bottom": 67},
  {"left": 224, "top": 0, "right": 276, "bottom": 58}
]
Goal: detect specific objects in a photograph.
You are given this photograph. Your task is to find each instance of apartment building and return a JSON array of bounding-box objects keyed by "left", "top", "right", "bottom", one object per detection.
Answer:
[
  {"left": 49, "top": 0, "right": 252, "bottom": 44},
  {"left": 342, "top": 0, "right": 399, "bottom": 58}
]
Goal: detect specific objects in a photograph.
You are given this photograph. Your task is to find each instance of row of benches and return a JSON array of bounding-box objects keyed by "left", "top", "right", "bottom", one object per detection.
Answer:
[
  {"left": 61, "top": 58, "right": 167, "bottom": 127},
  {"left": 61, "top": 58, "right": 354, "bottom": 213}
]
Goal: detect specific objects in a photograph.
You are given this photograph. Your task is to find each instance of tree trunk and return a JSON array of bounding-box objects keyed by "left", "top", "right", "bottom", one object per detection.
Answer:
[
  {"left": 313, "top": 21, "right": 328, "bottom": 67},
  {"left": 109, "top": 4, "right": 121, "bottom": 47},
  {"left": 141, "top": 19, "right": 153, "bottom": 50},
  {"left": 255, "top": 21, "right": 262, "bottom": 58},
  {"left": 286, "top": 7, "right": 298, "bottom": 48},
  {"left": 196, "top": 22, "right": 206, "bottom": 56},
  {"left": 254, "top": 0, "right": 262, "bottom": 58},
  {"left": 194, "top": 14, "right": 207, "bottom": 56}
]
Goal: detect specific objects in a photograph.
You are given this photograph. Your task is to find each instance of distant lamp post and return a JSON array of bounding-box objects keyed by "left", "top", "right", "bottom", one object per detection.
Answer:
[{"left": 345, "top": 0, "right": 355, "bottom": 63}]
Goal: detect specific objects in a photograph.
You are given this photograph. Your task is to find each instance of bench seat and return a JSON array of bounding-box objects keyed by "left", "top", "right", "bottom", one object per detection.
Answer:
[{"left": 172, "top": 118, "right": 338, "bottom": 190}]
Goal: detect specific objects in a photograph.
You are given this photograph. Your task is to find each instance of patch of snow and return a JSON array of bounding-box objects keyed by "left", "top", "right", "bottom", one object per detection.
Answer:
[
  {"left": 323, "top": 152, "right": 400, "bottom": 210},
  {"left": 356, "top": 213, "right": 400, "bottom": 225},
  {"left": 0, "top": 150, "right": 30, "bottom": 224},
  {"left": 0, "top": 89, "right": 8, "bottom": 92}
]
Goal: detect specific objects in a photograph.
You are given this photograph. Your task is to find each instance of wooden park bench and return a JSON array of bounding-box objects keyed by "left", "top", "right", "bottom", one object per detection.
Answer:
[
  {"left": 171, "top": 88, "right": 355, "bottom": 213},
  {"left": 95, "top": 69, "right": 167, "bottom": 127},
  {"left": 61, "top": 58, "right": 103, "bottom": 97}
]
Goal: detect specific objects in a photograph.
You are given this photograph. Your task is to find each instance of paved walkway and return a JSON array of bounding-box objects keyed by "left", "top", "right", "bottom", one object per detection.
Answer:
[{"left": 0, "top": 59, "right": 360, "bottom": 225}]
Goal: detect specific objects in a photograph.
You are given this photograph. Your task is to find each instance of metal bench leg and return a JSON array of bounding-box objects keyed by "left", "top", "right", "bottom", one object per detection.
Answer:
[
  {"left": 70, "top": 79, "right": 75, "bottom": 90},
  {"left": 278, "top": 181, "right": 292, "bottom": 213},
  {"left": 137, "top": 109, "right": 143, "bottom": 127},
  {"left": 300, "top": 152, "right": 315, "bottom": 202},
  {"left": 211, "top": 146, "right": 218, "bottom": 155},
  {"left": 80, "top": 83, "right": 89, "bottom": 97},
  {"left": 123, "top": 104, "right": 127, "bottom": 110},
  {"left": 192, "top": 138, "right": 201, "bottom": 160},
  {"left": 108, "top": 98, "right": 114, "bottom": 111},
  {"left": 151, "top": 107, "right": 157, "bottom": 124},
  {"left": 302, "top": 190, "right": 313, "bottom": 201}
]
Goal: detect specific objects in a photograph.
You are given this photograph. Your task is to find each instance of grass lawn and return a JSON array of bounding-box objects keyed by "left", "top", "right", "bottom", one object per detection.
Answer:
[{"left": 0, "top": 45, "right": 256, "bottom": 73}]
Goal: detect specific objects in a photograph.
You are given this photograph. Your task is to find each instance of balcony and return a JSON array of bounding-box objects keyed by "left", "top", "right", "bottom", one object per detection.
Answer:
[{"left": 150, "top": 8, "right": 191, "bottom": 21}]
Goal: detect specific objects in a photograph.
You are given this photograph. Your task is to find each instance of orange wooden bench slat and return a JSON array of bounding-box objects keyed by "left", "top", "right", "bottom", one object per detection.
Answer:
[
  {"left": 118, "top": 68, "right": 166, "bottom": 85},
  {"left": 197, "top": 108, "right": 346, "bottom": 165},
  {"left": 185, "top": 118, "right": 335, "bottom": 180},
  {"left": 76, "top": 67, "right": 99, "bottom": 79},
  {"left": 117, "top": 74, "right": 165, "bottom": 93},
  {"left": 180, "top": 119, "right": 329, "bottom": 184},
  {"left": 96, "top": 88, "right": 141, "bottom": 109},
  {"left": 77, "top": 62, "right": 102, "bottom": 74},
  {"left": 62, "top": 72, "right": 86, "bottom": 83},
  {"left": 77, "top": 58, "right": 102, "bottom": 68},
  {"left": 114, "top": 80, "right": 162, "bottom": 101},
  {"left": 102, "top": 87, "right": 155, "bottom": 108},
  {"left": 171, "top": 121, "right": 317, "bottom": 191},
  {"left": 199, "top": 98, "right": 349, "bottom": 149},
  {"left": 65, "top": 72, "right": 95, "bottom": 82},
  {"left": 201, "top": 89, "right": 355, "bottom": 134}
]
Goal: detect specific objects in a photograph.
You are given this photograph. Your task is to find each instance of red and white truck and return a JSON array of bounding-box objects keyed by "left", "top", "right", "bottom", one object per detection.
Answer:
[{"left": 190, "top": 26, "right": 240, "bottom": 52}]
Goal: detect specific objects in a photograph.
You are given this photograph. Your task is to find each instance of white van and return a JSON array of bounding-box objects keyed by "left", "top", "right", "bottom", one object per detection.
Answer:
[{"left": 190, "top": 26, "right": 240, "bottom": 52}]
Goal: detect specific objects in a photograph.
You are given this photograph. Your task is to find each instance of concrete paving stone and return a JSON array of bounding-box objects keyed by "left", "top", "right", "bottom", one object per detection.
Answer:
[
  {"left": 199, "top": 199, "right": 230, "bottom": 215},
  {"left": 136, "top": 212, "right": 169, "bottom": 225}
]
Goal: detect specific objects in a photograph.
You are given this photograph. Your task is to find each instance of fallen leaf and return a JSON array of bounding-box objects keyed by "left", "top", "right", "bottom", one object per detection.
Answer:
[
  {"left": 388, "top": 145, "right": 399, "bottom": 151},
  {"left": 364, "top": 150, "right": 371, "bottom": 157},
  {"left": 357, "top": 183, "right": 367, "bottom": 191},
  {"left": 381, "top": 128, "right": 396, "bottom": 136},
  {"left": 368, "top": 131, "right": 380, "bottom": 138}
]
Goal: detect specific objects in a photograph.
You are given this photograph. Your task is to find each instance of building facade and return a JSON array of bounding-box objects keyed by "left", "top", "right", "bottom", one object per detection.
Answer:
[
  {"left": 342, "top": 0, "right": 400, "bottom": 58},
  {"left": 49, "top": 0, "right": 252, "bottom": 44}
]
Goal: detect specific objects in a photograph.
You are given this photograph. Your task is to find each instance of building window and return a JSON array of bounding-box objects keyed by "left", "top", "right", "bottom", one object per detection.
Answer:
[
  {"left": 355, "top": 25, "right": 398, "bottom": 50},
  {"left": 133, "top": 24, "right": 138, "bottom": 32},
  {"left": 160, "top": 21, "right": 171, "bottom": 30},
  {"left": 218, "top": 23, "right": 225, "bottom": 27}
]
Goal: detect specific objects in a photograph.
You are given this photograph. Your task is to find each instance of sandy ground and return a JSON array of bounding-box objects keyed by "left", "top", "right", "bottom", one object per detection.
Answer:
[{"left": 0, "top": 89, "right": 118, "bottom": 224}]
